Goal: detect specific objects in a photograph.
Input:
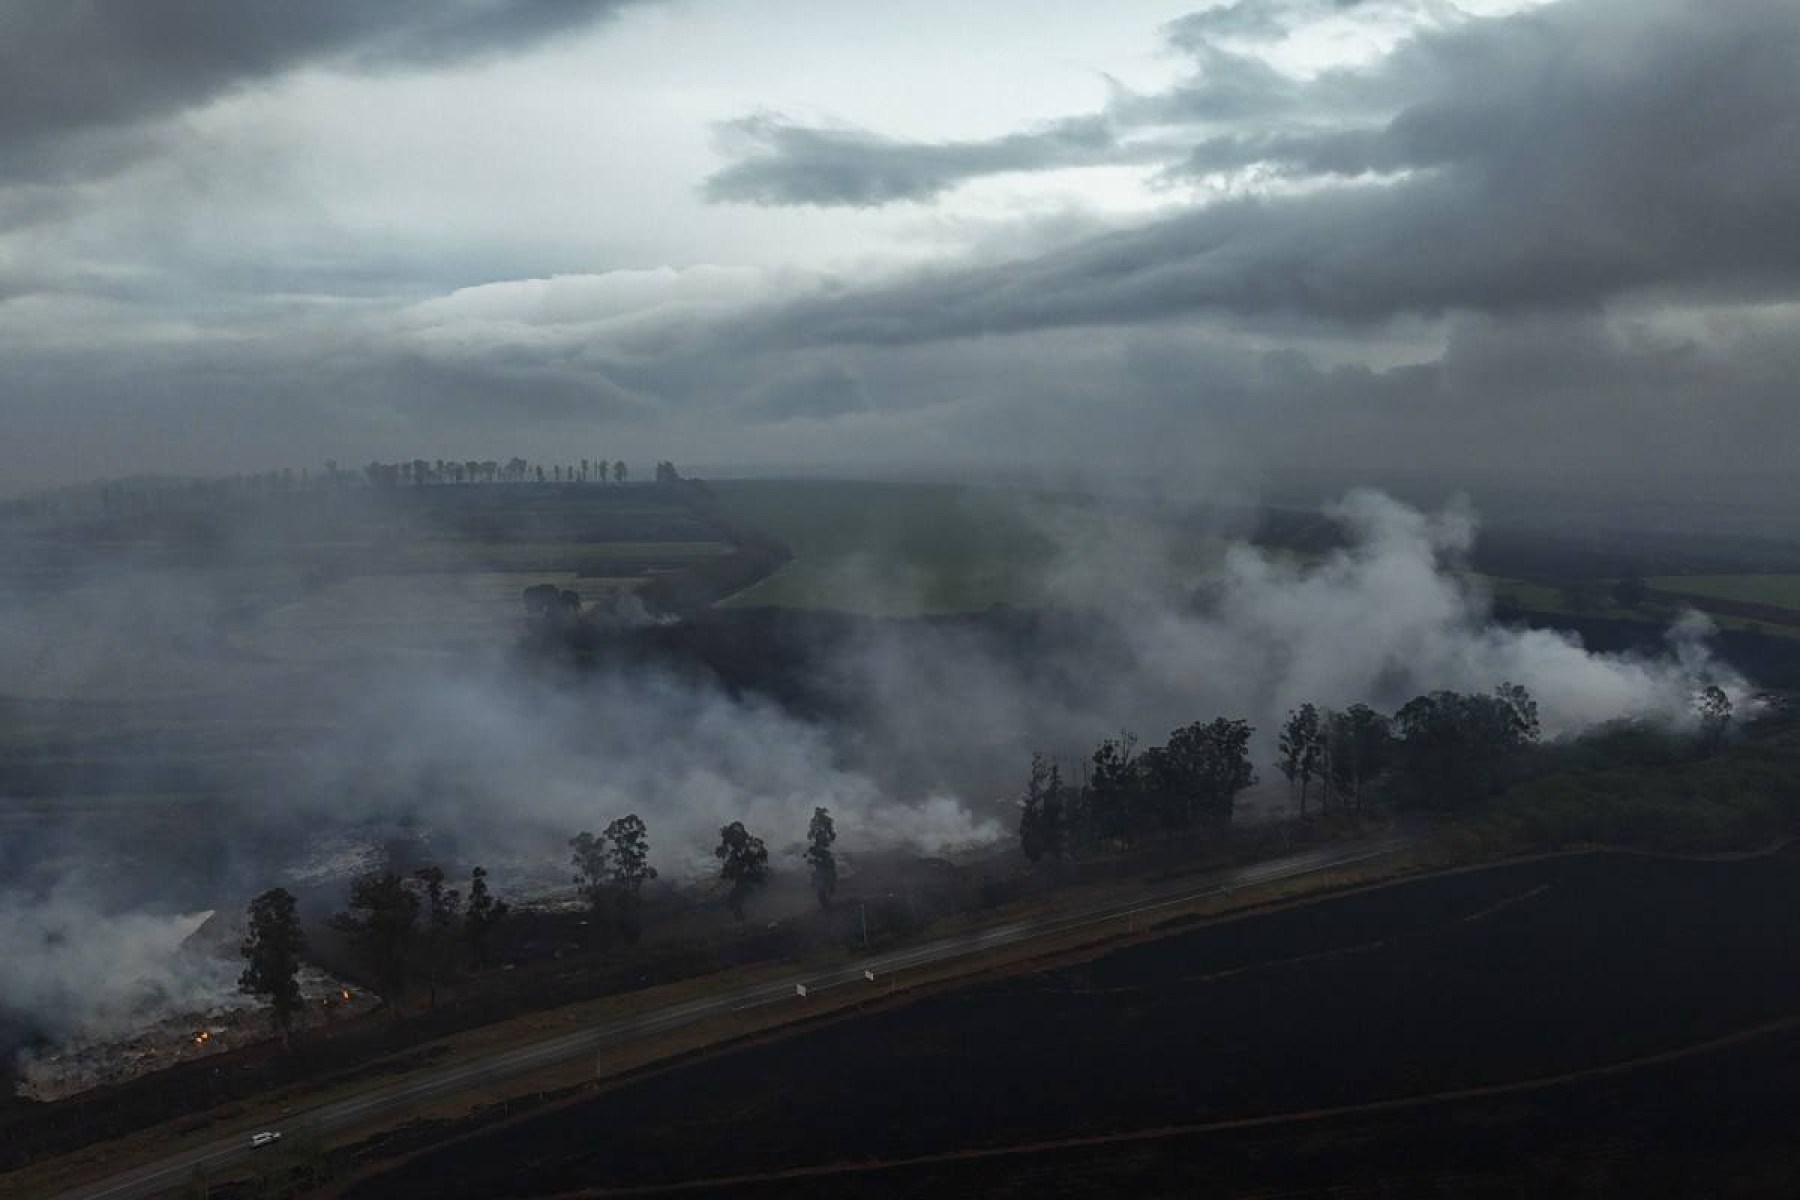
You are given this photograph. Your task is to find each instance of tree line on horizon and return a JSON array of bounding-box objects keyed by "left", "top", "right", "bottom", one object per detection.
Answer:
[
  {"left": 359, "top": 457, "right": 683, "bottom": 487},
  {"left": 79, "top": 457, "right": 687, "bottom": 516}
]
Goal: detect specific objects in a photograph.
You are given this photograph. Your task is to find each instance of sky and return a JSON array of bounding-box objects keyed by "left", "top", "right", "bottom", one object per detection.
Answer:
[{"left": 2, "top": 0, "right": 1797, "bottom": 511}]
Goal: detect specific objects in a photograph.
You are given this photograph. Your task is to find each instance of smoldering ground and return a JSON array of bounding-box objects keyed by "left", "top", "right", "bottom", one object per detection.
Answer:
[{"left": 0, "top": 485, "right": 1744, "bottom": 1063}]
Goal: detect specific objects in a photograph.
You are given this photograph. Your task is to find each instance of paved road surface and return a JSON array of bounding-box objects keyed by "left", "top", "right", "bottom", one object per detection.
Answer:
[{"left": 50, "top": 832, "right": 1415, "bottom": 1200}]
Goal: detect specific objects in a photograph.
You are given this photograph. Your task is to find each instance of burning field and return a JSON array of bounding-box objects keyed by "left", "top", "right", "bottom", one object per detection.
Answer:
[{"left": 14, "top": 917, "right": 369, "bottom": 1102}]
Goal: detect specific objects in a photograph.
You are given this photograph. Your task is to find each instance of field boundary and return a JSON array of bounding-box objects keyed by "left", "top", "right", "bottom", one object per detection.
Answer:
[
  {"left": 323, "top": 839, "right": 1800, "bottom": 1198},
  {"left": 555, "top": 1009, "right": 1800, "bottom": 1197}
]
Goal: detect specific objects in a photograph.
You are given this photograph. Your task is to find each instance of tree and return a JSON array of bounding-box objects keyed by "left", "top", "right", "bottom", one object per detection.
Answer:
[
  {"left": 239, "top": 888, "right": 306, "bottom": 1051},
  {"left": 412, "top": 866, "right": 462, "bottom": 1011},
  {"left": 1494, "top": 681, "right": 1542, "bottom": 745},
  {"left": 1040, "top": 759, "right": 1071, "bottom": 859},
  {"left": 805, "top": 807, "right": 838, "bottom": 907},
  {"left": 1323, "top": 704, "right": 1391, "bottom": 811},
  {"left": 1162, "top": 717, "right": 1257, "bottom": 825},
  {"left": 613, "top": 460, "right": 628, "bottom": 484},
  {"left": 1392, "top": 684, "right": 1541, "bottom": 809},
  {"left": 327, "top": 872, "right": 420, "bottom": 1018},
  {"left": 1018, "top": 753, "right": 1054, "bottom": 862},
  {"left": 1278, "top": 704, "right": 1323, "bottom": 816},
  {"left": 715, "top": 821, "right": 769, "bottom": 921},
  {"left": 1696, "top": 685, "right": 1734, "bottom": 755},
  {"left": 570, "top": 830, "right": 614, "bottom": 948},
  {"left": 1086, "top": 732, "right": 1142, "bottom": 846},
  {"left": 604, "top": 814, "right": 658, "bottom": 943},
  {"left": 464, "top": 866, "right": 509, "bottom": 970}
]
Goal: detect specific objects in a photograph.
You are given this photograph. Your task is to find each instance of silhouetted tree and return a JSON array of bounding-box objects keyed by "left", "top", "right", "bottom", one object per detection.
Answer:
[
  {"left": 412, "top": 866, "right": 462, "bottom": 1011},
  {"left": 604, "top": 814, "right": 658, "bottom": 943},
  {"left": 805, "top": 807, "right": 837, "bottom": 907},
  {"left": 464, "top": 866, "right": 509, "bottom": 970},
  {"left": 239, "top": 888, "right": 306, "bottom": 1051},
  {"left": 1494, "top": 681, "right": 1542, "bottom": 745},
  {"left": 613, "top": 460, "right": 628, "bottom": 484},
  {"left": 715, "top": 821, "right": 769, "bottom": 921},
  {"left": 1696, "top": 685, "right": 1734, "bottom": 755},
  {"left": 1323, "top": 704, "right": 1391, "bottom": 811},
  {"left": 1086, "top": 732, "right": 1142, "bottom": 846},
  {"left": 1392, "top": 684, "right": 1541, "bottom": 809},
  {"left": 1018, "top": 753, "right": 1055, "bottom": 862},
  {"left": 1278, "top": 704, "right": 1322, "bottom": 816},
  {"left": 328, "top": 872, "right": 420, "bottom": 1019},
  {"left": 1157, "top": 717, "right": 1257, "bottom": 826},
  {"left": 569, "top": 830, "right": 614, "bottom": 949}
]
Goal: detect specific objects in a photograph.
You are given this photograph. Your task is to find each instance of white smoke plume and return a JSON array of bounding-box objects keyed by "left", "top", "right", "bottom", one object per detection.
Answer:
[
  {"left": 0, "top": 890, "right": 236, "bottom": 1042},
  {"left": 0, "top": 487, "right": 1749, "bottom": 1058}
]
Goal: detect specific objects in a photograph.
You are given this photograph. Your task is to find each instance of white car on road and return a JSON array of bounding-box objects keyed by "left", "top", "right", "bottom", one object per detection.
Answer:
[{"left": 249, "top": 1131, "right": 282, "bottom": 1148}]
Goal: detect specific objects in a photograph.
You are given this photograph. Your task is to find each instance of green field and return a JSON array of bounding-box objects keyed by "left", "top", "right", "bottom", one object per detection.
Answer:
[
  {"left": 1649, "top": 574, "right": 1800, "bottom": 610},
  {"left": 706, "top": 481, "right": 1800, "bottom": 645},
  {"left": 389, "top": 540, "right": 735, "bottom": 575},
  {"left": 1477, "top": 573, "right": 1800, "bottom": 639},
  {"left": 711, "top": 479, "right": 1224, "bottom": 616},
  {"left": 0, "top": 484, "right": 752, "bottom": 702}
]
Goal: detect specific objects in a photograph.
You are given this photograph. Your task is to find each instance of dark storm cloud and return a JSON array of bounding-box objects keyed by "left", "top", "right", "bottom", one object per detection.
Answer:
[
  {"left": 727, "top": 0, "right": 1800, "bottom": 341},
  {"left": 702, "top": 40, "right": 1308, "bottom": 208},
  {"left": 0, "top": 1, "right": 650, "bottom": 182},
  {"left": 703, "top": 113, "right": 1143, "bottom": 207},
  {"left": 1162, "top": 0, "right": 1376, "bottom": 48}
]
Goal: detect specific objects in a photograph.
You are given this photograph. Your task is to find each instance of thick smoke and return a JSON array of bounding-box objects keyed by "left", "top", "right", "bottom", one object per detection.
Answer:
[
  {"left": 0, "top": 488, "right": 1744, "bottom": 1060},
  {"left": 829, "top": 489, "right": 1740, "bottom": 806},
  {"left": 285, "top": 659, "right": 1003, "bottom": 883},
  {"left": 0, "top": 892, "right": 233, "bottom": 1043}
]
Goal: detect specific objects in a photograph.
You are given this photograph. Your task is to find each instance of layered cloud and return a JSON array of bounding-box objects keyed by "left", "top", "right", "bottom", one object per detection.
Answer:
[
  {"left": 1, "top": 0, "right": 1797, "bottom": 512},
  {"left": 0, "top": 1, "right": 653, "bottom": 183},
  {"left": 714, "top": 0, "right": 1800, "bottom": 334}
]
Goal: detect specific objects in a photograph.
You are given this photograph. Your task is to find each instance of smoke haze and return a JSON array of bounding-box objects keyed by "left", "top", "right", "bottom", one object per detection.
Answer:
[{"left": 0, "top": 487, "right": 1745, "bottom": 1059}]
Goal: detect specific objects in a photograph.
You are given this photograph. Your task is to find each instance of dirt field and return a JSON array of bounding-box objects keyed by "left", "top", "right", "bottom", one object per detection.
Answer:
[{"left": 346, "top": 849, "right": 1800, "bottom": 1197}]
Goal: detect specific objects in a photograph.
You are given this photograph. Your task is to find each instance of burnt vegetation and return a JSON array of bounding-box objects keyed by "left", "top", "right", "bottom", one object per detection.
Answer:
[
  {"left": 9, "top": 475, "right": 1800, "bottom": 1192},
  {"left": 341, "top": 848, "right": 1800, "bottom": 1199}
]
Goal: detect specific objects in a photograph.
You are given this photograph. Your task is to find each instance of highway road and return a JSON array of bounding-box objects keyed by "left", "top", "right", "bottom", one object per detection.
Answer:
[{"left": 49, "top": 831, "right": 1416, "bottom": 1200}]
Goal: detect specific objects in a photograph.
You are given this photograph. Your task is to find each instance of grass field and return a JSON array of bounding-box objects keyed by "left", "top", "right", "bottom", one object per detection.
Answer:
[
  {"left": 1476, "top": 573, "right": 1800, "bottom": 639},
  {"left": 710, "top": 482, "right": 1800, "bottom": 648},
  {"left": 388, "top": 539, "right": 734, "bottom": 575},
  {"left": 712, "top": 480, "right": 1223, "bottom": 615},
  {"left": 1649, "top": 574, "right": 1800, "bottom": 609}
]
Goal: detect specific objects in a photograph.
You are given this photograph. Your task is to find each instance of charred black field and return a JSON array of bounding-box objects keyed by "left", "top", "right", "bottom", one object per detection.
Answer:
[{"left": 347, "top": 848, "right": 1800, "bottom": 1198}]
